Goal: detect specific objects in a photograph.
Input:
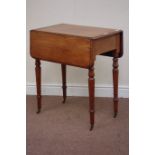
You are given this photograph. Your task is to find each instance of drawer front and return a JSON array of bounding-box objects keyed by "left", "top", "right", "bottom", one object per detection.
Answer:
[
  {"left": 30, "top": 31, "right": 91, "bottom": 68},
  {"left": 93, "top": 35, "right": 117, "bottom": 55}
]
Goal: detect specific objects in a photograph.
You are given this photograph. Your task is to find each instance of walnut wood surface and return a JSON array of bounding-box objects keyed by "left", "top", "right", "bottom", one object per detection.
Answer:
[
  {"left": 35, "top": 23, "right": 121, "bottom": 39},
  {"left": 30, "top": 31, "right": 91, "bottom": 68},
  {"left": 93, "top": 35, "right": 116, "bottom": 55},
  {"left": 30, "top": 24, "right": 123, "bottom": 68},
  {"left": 101, "top": 31, "right": 123, "bottom": 58}
]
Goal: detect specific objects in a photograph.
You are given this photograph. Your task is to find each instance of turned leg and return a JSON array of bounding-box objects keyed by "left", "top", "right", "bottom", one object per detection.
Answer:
[
  {"left": 61, "top": 64, "right": 67, "bottom": 103},
  {"left": 113, "top": 55, "right": 119, "bottom": 118},
  {"left": 88, "top": 66, "right": 95, "bottom": 131},
  {"left": 35, "top": 59, "right": 41, "bottom": 113}
]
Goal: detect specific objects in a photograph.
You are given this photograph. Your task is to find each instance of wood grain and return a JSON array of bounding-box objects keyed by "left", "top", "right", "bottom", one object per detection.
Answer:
[
  {"left": 30, "top": 24, "right": 123, "bottom": 68},
  {"left": 93, "top": 35, "right": 116, "bottom": 55},
  {"left": 100, "top": 31, "right": 123, "bottom": 58},
  {"left": 35, "top": 23, "right": 122, "bottom": 39},
  {"left": 30, "top": 31, "right": 91, "bottom": 68}
]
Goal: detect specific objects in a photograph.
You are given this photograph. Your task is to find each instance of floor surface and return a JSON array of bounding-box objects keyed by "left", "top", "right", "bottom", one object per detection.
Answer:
[{"left": 27, "top": 96, "right": 129, "bottom": 155}]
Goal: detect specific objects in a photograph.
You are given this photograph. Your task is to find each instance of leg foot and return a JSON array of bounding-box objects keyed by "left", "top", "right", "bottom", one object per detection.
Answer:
[
  {"left": 113, "top": 112, "right": 117, "bottom": 118},
  {"left": 36, "top": 109, "right": 41, "bottom": 114},
  {"left": 89, "top": 124, "right": 94, "bottom": 131},
  {"left": 62, "top": 98, "right": 66, "bottom": 104}
]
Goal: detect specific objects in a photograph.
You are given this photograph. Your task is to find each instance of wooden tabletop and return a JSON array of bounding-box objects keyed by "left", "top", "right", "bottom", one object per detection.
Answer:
[{"left": 34, "top": 23, "right": 121, "bottom": 39}]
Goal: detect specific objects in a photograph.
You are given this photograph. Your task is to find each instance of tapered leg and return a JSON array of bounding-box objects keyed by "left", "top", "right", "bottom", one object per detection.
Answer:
[
  {"left": 88, "top": 66, "right": 95, "bottom": 131},
  {"left": 61, "top": 64, "right": 67, "bottom": 103},
  {"left": 113, "top": 56, "right": 119, "bottom": 118},
  {"left": 35, "top": 59, "right": 41, "bottom": 113}
]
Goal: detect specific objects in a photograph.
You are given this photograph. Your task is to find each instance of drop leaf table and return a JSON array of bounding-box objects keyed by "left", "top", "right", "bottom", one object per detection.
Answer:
[{"left": 30, "top": 24, "right": 123, "bottom": 130}]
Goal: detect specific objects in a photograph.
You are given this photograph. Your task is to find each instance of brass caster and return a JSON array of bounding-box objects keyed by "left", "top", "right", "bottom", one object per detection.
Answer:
[
  {"left": 89, "top": 124, "right": 94, "bottom": 131},
  {"left": 62, "top": 98, "right": 66, "bottom": 104},
  {"left": 113, "top": 112, "right": 118, "bottom": 118},
  {"left": 36, "top": 109, "right": 41, "bottom": 114}
]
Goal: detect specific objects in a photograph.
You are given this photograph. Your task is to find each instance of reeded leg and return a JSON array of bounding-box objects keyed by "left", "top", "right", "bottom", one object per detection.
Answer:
[
  {"left": 88, "top": 66, "right": 95, "bottom": 131},
  {"left": 35, "top": 59, "right": 41, "bottom": 113},
  {"left": 113, "top": 56, "right": 119, "bottom": 118},
  {"left": 61, "top": 64, "right": 67, "bottom": 103}
]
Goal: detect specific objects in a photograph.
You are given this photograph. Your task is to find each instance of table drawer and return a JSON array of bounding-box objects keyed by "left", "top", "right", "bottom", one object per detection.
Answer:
[
  {"left": 30, "top": 31, "right": 91, "bottom": 68},
  {"left": 93, "top": 35, "right": 117, "bottom": 55}
]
